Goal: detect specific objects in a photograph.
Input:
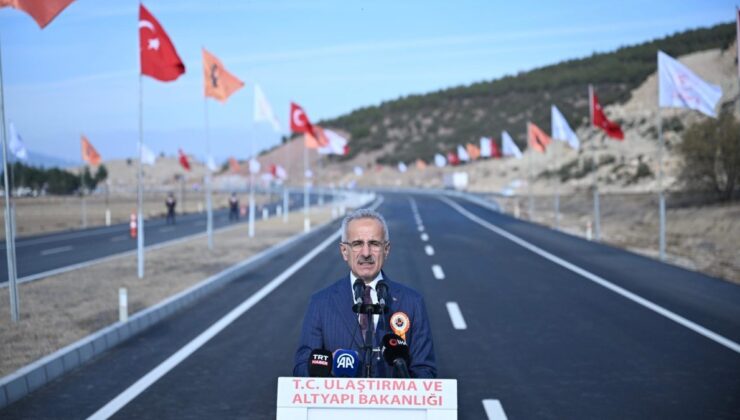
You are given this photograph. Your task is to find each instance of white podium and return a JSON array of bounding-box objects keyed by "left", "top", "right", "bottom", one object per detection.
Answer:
[{"left": 276, "top": 377, "right": 457, "bottom": 420}]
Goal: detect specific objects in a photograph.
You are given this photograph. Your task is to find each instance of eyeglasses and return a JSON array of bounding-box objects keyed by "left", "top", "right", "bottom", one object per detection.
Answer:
[{"left": 341, "top": 240, "right": 388, "bottom": 252}]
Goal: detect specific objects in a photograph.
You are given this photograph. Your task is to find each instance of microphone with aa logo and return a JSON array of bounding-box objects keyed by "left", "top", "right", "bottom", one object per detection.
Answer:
[
  {"left": 382, "top": 333, "right": 411, "bottom": 378},
  {"left": 332, "top": 349, "right": 360, "bottom": 377},
  {"left": 308, "top": 349, "right": 333, "bottom": 377}
]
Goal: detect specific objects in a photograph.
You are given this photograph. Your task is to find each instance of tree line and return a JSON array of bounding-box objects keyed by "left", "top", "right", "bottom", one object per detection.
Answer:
[{"left": 2, "top": 162, "right": 108, "bottom": 195}]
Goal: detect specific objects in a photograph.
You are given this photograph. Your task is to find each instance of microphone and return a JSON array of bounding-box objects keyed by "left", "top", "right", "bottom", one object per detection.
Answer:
[
  {"left": 376, "top": 280, "right": 389, "bottom": 307},
  {"left": 332, "top": 349, "right": 360, "bottom": 377},
  {"left": 381, "top": 333, "right": 411, "bottom": 378},
  {"left": 308, "top": 349, "right": 333, "bottom": 377},
  {"left": 352, "top": 279, "right": 364, "bottom": 305}
]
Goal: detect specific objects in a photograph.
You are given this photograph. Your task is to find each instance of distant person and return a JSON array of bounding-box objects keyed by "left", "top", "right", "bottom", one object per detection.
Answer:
[
  {"left": 165, "top": 193, "right": 177, "bottom": 224},
  {"left": 229, "top": 192, "right": 239, "bottom": 221}
]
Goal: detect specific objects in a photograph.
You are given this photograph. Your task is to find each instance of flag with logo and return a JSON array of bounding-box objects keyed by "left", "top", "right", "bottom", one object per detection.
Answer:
[
  {"left": 1, "top": 0, "right": 74, "bottom": 29},
  {"left": 305, "top": 125, "right": 329, "bottom": 149},
  {"left": 141, "top": 143, "right": 156, "bottom": 165},
  {"left": 248, "top": 158, "right": 261, "bottom": 174},
  {"left": 456, "top": 145, "right": 469, "bottom": 162},
  {"left": 254, "top": 84, "right": 281, "bottom": 132},
  {"left": 551, "top": 105, "right": 580, "bottom": 149},
  {"left": 178, "top": 149, "right": 190, "bottom": 171},
  {"left": 434, "top": 153, "right": 447, "bottom": 168},
  {"left": 480, "top": 137, "right": 492, "bottom": 158},
  {"left": 590, "top": 87, "right": 624, "bottom": 140},
  {"left": 203, "top": 48, "right": 244, "bottom": 103},
  {"left": 229, "top": 157, "right": 240, "bottom": 173},
  {"left": 139, "top": 4, "right": 185, "bottom": 82},
  {"left": 658, "top": 50, "right": 722, "bottom": 117},
  {"left": 527, "top": 123, "right": 551, "bottom": 153},
  {"left": 466, "top": 143, "right": 480, "bottom": 160},
  {"left": 8, "top": 122, "right": 28, "bottom": 161},
  {"left": 80, "top": 135, "right": 101, "bottom": 166},
  {"left": 318, "top": 129, "right": 348, "bottom": 155},
  {"left": 502, "top": 131, "right": 522, "bottom": 159}
]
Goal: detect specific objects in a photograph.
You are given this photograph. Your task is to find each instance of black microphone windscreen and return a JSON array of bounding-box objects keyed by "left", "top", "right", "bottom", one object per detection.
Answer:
[
  {"left": 308, "top": 349, "right": 333, "bottom": 377},
  {"left": 376, "top": 280, "right": 389, "bottom": 304},
  {"left": 352, "top": 279, "right": 364, "bottom": 304},
  {"left": 381, "top": 333, "right": 410, "bottom": 366}
]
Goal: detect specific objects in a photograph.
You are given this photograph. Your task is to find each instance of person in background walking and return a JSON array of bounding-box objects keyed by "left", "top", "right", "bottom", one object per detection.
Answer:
[
  {"left": 165, "top": 192, "right": 177, "bottom": 225},
  {"left": 229, "top": 192, "right": 239, "bottom": 221}
]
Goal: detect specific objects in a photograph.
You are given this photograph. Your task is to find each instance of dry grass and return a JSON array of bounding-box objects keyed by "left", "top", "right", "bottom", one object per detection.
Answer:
[{"left": 0, "top": 207, "right": 335, "bottom": 377}]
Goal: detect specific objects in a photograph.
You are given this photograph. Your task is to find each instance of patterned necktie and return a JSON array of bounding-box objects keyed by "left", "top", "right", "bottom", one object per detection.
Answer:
[{"left": 359, "top": 285, "right": 373, "bottom": 344}]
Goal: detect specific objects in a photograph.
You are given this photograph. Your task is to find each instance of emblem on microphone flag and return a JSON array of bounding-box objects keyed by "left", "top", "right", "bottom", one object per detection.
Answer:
[{"left": 390, "top": 312, "right": 410, "bottom": 340}]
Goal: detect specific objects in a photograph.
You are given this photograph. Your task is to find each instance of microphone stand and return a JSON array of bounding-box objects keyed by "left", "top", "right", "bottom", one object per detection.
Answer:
[{"left": 353, "top": 302, "right": 386, "bottom": 378}]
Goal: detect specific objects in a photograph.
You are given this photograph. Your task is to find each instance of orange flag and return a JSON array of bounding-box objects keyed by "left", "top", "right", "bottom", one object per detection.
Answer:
[
  {"left": 203, "top": 48, "right": 244, "bottom": 103},
  {"left": 228, "top": 157, "right": 240, "bottom": 173},
  {"left": 80, "top": 135, "right": 101, "bottom": 166},
  {"left": 466, "top": 143, "right": 481, "bottom": 160},
  {"left": 527, "top": 122, "right": 551, "bottom": 153},
  {"left": 1, "top": 0, "right": 74, "bottom": 29},
  {"left": 304, "top": 125, "right": 329, "bottom": 149},
  {"left": 415, "top": 159, "right": 427, "bottom": 170}
]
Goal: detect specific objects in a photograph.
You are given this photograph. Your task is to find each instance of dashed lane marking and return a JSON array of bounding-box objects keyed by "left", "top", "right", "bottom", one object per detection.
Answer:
[
  {"left": 482, "top": 399, "right": 508, "bottom": 420},
  {"left": 424, "top": 245, "right": 434, "bottom": 256},
  {"left": 40, "top": 246, "right": 73, "bottom": 256},
  {"left": 446, "top": 302, "right": 467, "bottom": 330},
  {"left": 432, "top": 265, "right": 445, "bottom": 280}
]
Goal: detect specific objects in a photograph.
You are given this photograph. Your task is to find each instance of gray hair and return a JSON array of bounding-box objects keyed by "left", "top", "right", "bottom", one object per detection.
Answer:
[{"left": 341, "top": 209, "right": 389, "bottom": 242}]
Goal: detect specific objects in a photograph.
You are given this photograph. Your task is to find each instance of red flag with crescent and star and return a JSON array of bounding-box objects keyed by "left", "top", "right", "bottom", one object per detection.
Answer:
[
  {"left": 0, "top": 0, "right": 74, "bottom": 29},
  {"left": 591, "top": 90, "right": 624, "bottom": 140},
  {"left": 178, "top": 149, "right": 191, "bottom": 171},
  {"left": 139, "top": 4, "right": 185, "bottom": 82},
  {"left": 290, "top": 102, "right": 316, "bottom": 137}
]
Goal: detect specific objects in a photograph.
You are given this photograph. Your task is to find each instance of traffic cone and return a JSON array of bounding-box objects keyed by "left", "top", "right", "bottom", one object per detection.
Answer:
[{"left": 130, "top": 212, "right": 137, "bottom": 238}]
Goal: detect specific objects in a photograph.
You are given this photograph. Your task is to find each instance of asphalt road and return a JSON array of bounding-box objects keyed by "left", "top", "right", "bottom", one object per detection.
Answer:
[
  {"left": 2, "top": 191, "right": 739, "bottom": 419},
  {"left": 0, "top": 191, "right": 329, "bottom": 282}
]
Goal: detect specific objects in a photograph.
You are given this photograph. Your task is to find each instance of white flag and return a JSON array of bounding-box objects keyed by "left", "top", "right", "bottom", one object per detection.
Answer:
[
  {"left": 206, "top": 155, "right": 218, "bottom": 171},
  {"left": 249, "top": 158, "right": 261, "bottom": 174},
  {"left": 141, "top": 143, "right": 157, "bottom": 165},
  {"left": 551, "top": 105, "right": 580, "bottom": 149},
  {"left": 457, "top": 145, "right": 469, "bottom": 162},
  {"left": 8, "top": 122, "right": 28, "bottom": 161},
  {"left": 480, "top": 137, "right": 492, "bottom": 158},
  {"left": 397, "top": 162, "right": 407, "bottom": 173},
  {"left": 318, "top": 129, "right": 348, "bottom": 155},
  {"left": 353, "top": 166, "right": 364, "bottom": 176},
  {"left": 434, "top": 153, "right": 447, "bottom": 167},
  {"left": 658, "top": 50, "right": 722, "bottom": 118},
  {"left": 254, "top": 84, "right": 282, "bottom": 132},
  {"left": 502, "top": 131, "right": 522, "bottom": 159},
  {"left": 275, "top": 164, "right": 287, "bottom": 179}
]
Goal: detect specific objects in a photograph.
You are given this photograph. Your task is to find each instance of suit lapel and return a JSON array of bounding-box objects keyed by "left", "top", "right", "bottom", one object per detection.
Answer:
[{"left": 331, "top": 277, "right": 364, "bottom": 350}]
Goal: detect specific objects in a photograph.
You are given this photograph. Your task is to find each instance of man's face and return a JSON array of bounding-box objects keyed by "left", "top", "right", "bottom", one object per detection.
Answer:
[{"left": 340, "top": 218, "right": 390, "bottom": 283}]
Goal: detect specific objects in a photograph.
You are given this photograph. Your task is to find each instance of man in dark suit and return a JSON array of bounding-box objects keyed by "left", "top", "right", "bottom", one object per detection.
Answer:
[{"left": 293, "top": 209, "right": 437, "bottom": 378}]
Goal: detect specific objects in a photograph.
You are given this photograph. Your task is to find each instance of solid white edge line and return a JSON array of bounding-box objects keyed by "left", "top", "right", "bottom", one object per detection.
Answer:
[
  {"left": 446, "top": 302, "right": 467, "bottom": 330},
  {"left": 482, "top": 399, "right": 508, "bottom": 420},
  {"left": 440, "top": 196, "right": 740, "bottom": 355},
  {"left": 424, "top": 245, "right": 435, "bottom": 256},
  {"left": 86, "top": 197, "right": 383, "bottom": 419},
  {"left": 432, "top": 265, "right": 445, "bottom": 280},
  {"left": 40, "top": 246, "right": 73, "bottom": 256}
]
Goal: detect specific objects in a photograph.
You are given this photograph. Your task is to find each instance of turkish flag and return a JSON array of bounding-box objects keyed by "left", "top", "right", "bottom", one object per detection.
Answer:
[
  {"left": 139, "top": 4, "right": 185, "bottom": 82},
  {"left": 80, "top": 135, "right": 101, "bottom": 166},
  {"left": 1, "top": 0, "right": 74, "bottom": 29},
  {"left": 446, "top": 151, "right": 460, "bottom": 166},
  {"left": 592, "top": 91, "right": 624, "bottom": 140},
  {"left": 178, "top": 149, "right": 191, "bottom": 171},
  {"left": 203, "top": 48, "right": 244, "bottom": 102},
  {"left": 491, "top": 140, "right": 502, "bottom": 158},
  {"left": 290, "top": 102, "right": 315, "bottom": 136},
  {"left": 304, "top": 125, "right": 329, "bottom": 149},
  {"left": 527, "top": 122, "right": 551, "bottom": 153}
]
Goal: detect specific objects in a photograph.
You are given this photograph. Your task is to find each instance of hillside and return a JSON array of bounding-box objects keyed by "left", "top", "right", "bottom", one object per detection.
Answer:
[{"left": 319, "top": 22, "right": 735, "bottom": 165}]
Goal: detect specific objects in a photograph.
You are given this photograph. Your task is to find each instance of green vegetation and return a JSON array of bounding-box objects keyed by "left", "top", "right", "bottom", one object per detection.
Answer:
[
  {"left": 3, "top": 162, "right": 108, "bottom": 195},
  {"left": 678, "top": 111, "right": 740, "bottom": 201},
  {"left": 320, "top": 22, "right": 734, "bottom": 165}
]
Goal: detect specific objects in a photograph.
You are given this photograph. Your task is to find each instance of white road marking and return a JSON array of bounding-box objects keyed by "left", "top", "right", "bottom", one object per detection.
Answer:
[
  {"left": 418, "top": 225, "right": 424, "bottom": 232},
  {"left": 86, "top": 197, "right": 383, "bottom": 420},
  {"left": 111, "top": 235, "right": 129, "bottom": 242},
  {"left": 432, "top": 265, "right": 445, "bottom": 280},
  {"left": 40, "top": 246, "right": 73, "bottom": 256},
  {"left": 424, "top": 245, "right": 434, "bottom": 256},
  {"left": 482, "top": 399, "right": 508, "bottom": 420},
  {"left": 421, "top": 233, "right": 429, "bottom": 242},
  {"left": 441, "top": 196, "right": 740, "bottom": 355},
  {"left": 446, "top": 302, "right": 467, "bottom": 330}
]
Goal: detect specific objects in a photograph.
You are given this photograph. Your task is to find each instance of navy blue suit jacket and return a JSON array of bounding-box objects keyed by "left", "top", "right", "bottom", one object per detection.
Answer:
[{"left": 293, "top": 273, "right": 437, "bottom": 378}]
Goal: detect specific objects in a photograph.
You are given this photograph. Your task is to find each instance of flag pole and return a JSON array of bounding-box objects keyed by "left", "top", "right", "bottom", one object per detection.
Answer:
[
  {"left": 137, "top": 74, "right": 145, "bottom": 278},
  {"left": 527, "top": 123, "right": 534, "bottom": 219},
  {"left": 203, "top": 96, "right": 214, "bottom": 248},
  {"left": 552, "top": 113, "right": 560, "bottom": 230},
  {"left": 0, "top": 34, "right": 20, "bottom": 322},
  {"left": 248, "top": 113, "right": 255, "bottom": 238},
  {"left": 283, "top": 137, "right": 289, "bottom": 223},
  {"left": 657, "top": 108, "right": 665, "bottom": 260},
  {"left": 589, "top": 84, "right": 601, "bottom": 241},
  {"left": 303, "top": 137, "right": 310, "bottom": 232}
]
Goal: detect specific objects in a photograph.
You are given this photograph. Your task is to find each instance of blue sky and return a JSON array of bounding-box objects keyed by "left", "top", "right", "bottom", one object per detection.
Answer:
[{"left": 0, "top": 0, "right": 735, "bottom": 164}]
